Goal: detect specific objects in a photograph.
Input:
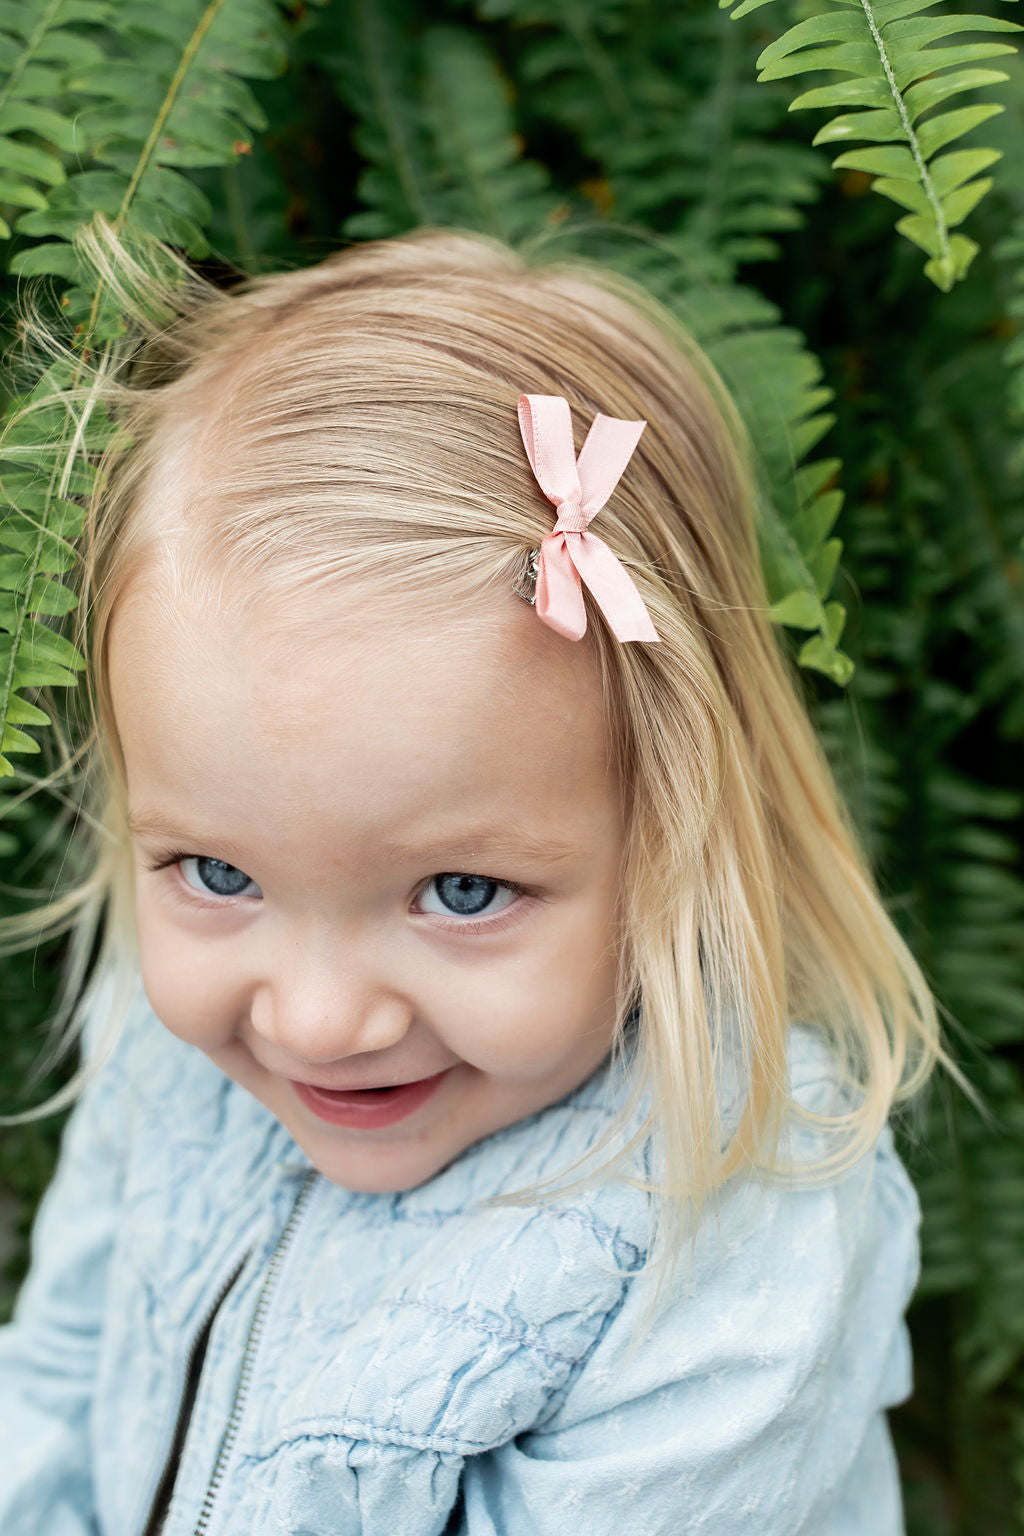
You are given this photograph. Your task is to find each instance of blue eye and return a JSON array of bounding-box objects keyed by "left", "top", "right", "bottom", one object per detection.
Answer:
[
  {"left": 419, "top": 873, "right": 517, "bottom": 919},
  {"left": 181, "top": 857, "right": 261, "bottom": 899}
]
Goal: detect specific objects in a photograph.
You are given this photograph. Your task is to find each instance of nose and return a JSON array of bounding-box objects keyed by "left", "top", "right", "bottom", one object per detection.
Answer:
[{"left": 248, "top": 936, "right": 415, "bottom": 1066}]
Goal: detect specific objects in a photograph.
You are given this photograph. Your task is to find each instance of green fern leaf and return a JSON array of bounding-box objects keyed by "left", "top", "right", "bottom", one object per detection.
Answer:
[
  {"left": 420, "top": 26, "right": 557, "bottom": 242},
  {"left": 0, "top": 0, "right": 288, "bottom": 784},
  {"left": 694, "top": 307, "right": 853, "bottom": 681},
  {"left": 317, "top": 0, "right": 556, "bottom": 242},
  {"left": 8, "top": 0, "right": 286, "bottom": 298},
  {"left": 317, "top": 0, "right": 440, "bottom": 236},
  {"left": 722, "top": 0, "right": 1021, "bottom": 290},
  {"left": 0, "top": 0, "right": 110, "bottom": 238},
  {"left": 913, "top": 1056, "right": 1024, "bottom": 1392},
  {"left": 584, "top": 238, "right": 853, "bottom": 683},
  {"left": 994, "top": 213, "right": 1024, "bottom": 474}
]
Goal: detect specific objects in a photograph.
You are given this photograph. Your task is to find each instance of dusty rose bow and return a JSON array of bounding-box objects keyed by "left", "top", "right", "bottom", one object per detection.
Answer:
[{"left": 517, "top": 394, "right": 659, "bottom": 643}]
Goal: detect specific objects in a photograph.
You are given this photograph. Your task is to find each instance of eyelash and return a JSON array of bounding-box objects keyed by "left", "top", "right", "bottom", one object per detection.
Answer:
[
  {"left": 145, "top": 851, "right": 257, "bottom": 913},
  {"left": 146, "top": 849, "right": 195, "bottom": 876},
  {"left": 144, "top": 851, "right": 535, "bottom": 934}
]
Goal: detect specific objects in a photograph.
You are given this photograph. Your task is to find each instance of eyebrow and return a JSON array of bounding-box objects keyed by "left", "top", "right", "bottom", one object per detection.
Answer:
[
  {"left": 127, "top": 811, "right": 579, "bottom": 867},
  {"left": 128, "top": 810, "right": 215, "bottom": 843},
  {"left": 374, "top": 830, "right": 580, "bottom": 868}
]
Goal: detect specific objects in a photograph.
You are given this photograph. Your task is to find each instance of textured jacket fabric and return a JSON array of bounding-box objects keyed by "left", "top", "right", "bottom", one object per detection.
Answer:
[{"left": 0, "top": 990, "right": 920, "bottom": 1536}]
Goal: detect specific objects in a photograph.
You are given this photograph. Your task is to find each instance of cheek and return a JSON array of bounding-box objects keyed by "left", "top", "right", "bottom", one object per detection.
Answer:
[
  {"left": 433, "top": 911, "right": 621, "bottom": 1076},
  {"left": 135, "top": 899, "right": 244, "bottom": 1052}
]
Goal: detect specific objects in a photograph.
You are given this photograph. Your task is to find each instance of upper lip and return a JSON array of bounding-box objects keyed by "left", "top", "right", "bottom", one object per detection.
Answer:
[{"left": 290, "top": 1069, "right": 448, "bottom": 1093}]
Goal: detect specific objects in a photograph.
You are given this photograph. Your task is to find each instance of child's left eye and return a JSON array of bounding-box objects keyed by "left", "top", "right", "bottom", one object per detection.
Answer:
[{"left": 417, "top": 873, "right": 518, "bottom": 920}]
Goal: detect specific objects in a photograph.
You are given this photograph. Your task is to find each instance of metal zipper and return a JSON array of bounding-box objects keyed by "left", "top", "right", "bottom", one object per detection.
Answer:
[
  {"left": 193, "top": 1168, "right": 319, "bottom": 1535},
  {"left": 141, "top": 1252, "right": 250, "bottom": 1536}
]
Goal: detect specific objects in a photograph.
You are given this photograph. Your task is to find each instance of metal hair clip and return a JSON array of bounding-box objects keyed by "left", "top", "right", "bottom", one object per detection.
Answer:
[{"left": 512, "top": 547, "right": 541, "bottom": 606}]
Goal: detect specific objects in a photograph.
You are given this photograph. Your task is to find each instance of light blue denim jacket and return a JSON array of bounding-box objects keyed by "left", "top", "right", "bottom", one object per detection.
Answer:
[{"left": 0, "top": 991, "right": 919, "bottom": 1536}]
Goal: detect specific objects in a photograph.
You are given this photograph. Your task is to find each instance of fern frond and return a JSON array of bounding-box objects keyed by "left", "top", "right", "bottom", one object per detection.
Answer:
[
  {"left": 722, "top": 0, "right": 1021, "bottom": 290},
  {"left": 316, "top": 0, "right": 443, "bottom": 235},
  {"left": 419, "top": 27, "right": 556, "bottom": 242},
  {"left": 700, "top": 307, "right": 851, "bottom": 682},
  {"left": 570, "top": 232, "right": 853, "bottom": 682},
  {"left": 11, "top": 0, "right": 286, "bottom": 301},
  {"left": 0, "top": 0, "right": 108, "bottom": 242},
  {"left": 517, "top": 1, "right": 829, "bottom": 269},
  {"left": 316, "top": 0, "right": 556, "bottom": 240},
  {"left": 808, "top": 308, "right": 1024, "bottom": 1496},
  {"left": 915, "top": 343, "right": 1024, "bottom": 738},
  {"left": 0, "top": 0, "right": 288, "bottom": 782},
  {"left": 817, "top": 455, "right": 1024, "bottom": 1474},
  {"left": 0, "top": 364, "right": 99, "bottom": 779},
  {"left": 996, "top": 212, "right": 1024, "bottom": 474},
  {"left": 914, "top": 1053, "right": 1024, "bottom": 1393}
]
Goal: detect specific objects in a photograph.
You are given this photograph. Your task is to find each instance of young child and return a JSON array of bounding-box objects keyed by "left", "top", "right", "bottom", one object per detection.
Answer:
[{"left": 0, "top": 228, "right": 937, "bottom": 1535}]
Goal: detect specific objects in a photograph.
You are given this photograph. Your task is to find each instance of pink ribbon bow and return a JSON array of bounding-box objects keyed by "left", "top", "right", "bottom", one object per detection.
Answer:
[{"left": 517, "top": 394, "right": 659, "bottom": 643}]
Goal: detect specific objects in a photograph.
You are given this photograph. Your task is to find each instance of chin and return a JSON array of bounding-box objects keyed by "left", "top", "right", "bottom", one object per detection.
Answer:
[{"left": 305, "top": 1140, "right": 458, "bottom": 1196}]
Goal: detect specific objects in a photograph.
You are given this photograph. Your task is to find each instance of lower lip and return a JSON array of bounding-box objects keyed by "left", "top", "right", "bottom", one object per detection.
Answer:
[{"left": 290, "top": 1070, "right": 450, "bottom": 1129}]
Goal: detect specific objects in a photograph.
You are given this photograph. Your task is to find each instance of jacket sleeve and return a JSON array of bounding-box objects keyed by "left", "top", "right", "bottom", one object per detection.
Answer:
[
  {"left": 457, "top": 1119, "right": 920, "bottom": 1536},
  {"left": 0, "top": 1011, "right": 130, "bottom": 1536}
]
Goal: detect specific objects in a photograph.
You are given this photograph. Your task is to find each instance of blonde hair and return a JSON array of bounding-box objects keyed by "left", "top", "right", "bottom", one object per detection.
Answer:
[{"left": 4, "top": 224, "right": 940, "bottom": 1288}]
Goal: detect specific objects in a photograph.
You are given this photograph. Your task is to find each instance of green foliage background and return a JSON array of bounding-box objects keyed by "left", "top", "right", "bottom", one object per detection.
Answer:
[{"left": 1, "top": 0, "right": 1023, "bottom": 1529}]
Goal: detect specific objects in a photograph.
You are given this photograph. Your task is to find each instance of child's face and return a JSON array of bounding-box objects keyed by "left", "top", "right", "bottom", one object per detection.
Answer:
[{"left": 108, "top": 573, "right": 625, "bottom": 1193}]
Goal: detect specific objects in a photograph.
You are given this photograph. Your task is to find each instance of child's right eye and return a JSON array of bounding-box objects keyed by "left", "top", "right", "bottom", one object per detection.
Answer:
[{"left": 180, "top": 857, "right": 262, "bottom": 900}]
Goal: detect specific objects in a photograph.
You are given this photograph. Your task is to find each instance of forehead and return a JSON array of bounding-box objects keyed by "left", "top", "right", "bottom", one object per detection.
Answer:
[{"left": 107, "top": 577, "right": 618, "bottom": 856}]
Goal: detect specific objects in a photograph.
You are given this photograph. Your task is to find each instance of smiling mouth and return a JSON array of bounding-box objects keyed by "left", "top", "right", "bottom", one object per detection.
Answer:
[{"left": 290, "top": 1070, "right": 450, "bottom": 1129}]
